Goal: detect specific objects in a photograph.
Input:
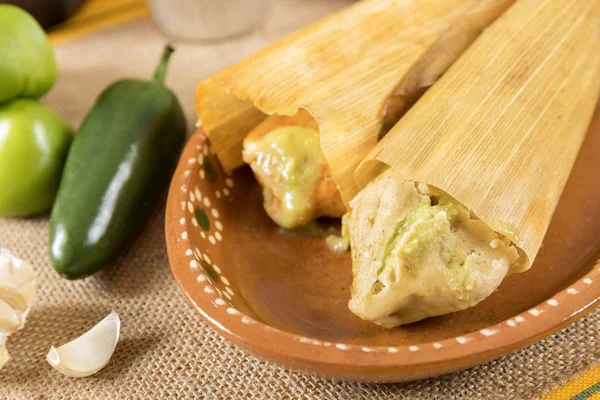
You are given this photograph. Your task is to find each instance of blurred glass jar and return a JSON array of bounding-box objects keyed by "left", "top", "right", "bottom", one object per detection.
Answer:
[{"left": 147, "top": 0, "right": 269, "bottom": 41}]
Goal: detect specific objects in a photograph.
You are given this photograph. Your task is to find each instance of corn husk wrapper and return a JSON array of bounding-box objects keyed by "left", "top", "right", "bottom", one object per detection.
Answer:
[
  {"left": 356, "top": 0, "right": 600, "bottom": 269},
  {"left": 196, "top": 0, "right": 517, "bottom": 204}
]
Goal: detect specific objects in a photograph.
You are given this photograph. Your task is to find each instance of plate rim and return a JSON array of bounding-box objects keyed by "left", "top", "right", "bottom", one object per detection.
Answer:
[{"left": 166, "top": 129, "right": 600, "bottom": 382}]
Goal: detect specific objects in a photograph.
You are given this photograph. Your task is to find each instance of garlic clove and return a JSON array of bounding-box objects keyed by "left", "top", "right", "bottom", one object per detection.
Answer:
[
  {"left": 0, "top": 252, "right": 36, "bottom": 289},
  {"left": 0, "top": 286, "right": 29, "bottom": 312},
  {"left": 0, "top": 299, "right": 19, "bottom": 333},
  {"left": 0, "top": 252, "right": 37, "bottom": 371},
  {"left": 13, "top": 280, "right": 37, "bottom": 308},
  {"left": 0, "top": 253, "right": 37, "bottom": 311},
  {"left": 47, "top": 311, "right": 120, "bottom": 378}
]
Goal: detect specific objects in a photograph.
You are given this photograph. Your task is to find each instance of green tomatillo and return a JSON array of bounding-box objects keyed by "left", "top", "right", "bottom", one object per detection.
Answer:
[
  {"left": 0, "top": 99, "right": 72, "bottom": 217},
  {"left": 0, "top": 5, "right": 57, "bottom": 103}
]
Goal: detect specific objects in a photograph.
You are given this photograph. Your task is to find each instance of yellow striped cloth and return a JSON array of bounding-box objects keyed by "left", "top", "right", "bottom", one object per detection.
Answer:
[
  {"left": 47, "top": 0, "right": 149, "bottom": 45},
  {"left": 543, "top": 365, "right": 600, "bottom": 400}
]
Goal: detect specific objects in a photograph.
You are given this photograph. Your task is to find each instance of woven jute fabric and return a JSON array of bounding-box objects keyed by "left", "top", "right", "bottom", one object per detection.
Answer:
[{"left": 1, "top": 1, "right": 599, "bottom": 398}]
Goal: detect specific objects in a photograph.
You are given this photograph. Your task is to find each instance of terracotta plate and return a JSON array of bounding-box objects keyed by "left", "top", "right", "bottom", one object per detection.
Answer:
[{"left": 165, "top": 104, "right": 600, "bottom": 382}]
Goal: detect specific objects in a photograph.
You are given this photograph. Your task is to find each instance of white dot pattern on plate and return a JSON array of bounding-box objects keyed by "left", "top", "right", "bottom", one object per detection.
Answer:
[
  {"left": 480, "top": 329, "right": 497, "bottom": 337},
  {"left": 568, "top": 288, "right": 579, "bottom": 294},
  {"left": 547, "top": 299, "right": 559, "bottom": 306},
  {"left": 215, "top": 232, "right": 223, "bottom": 241},
  {"left": 515, "top": 316, "right": 525, "bottom": 323},
  {"left": 584, "top": 278, "right": 593, "bottom": 285},
  {"left": 409, "top": 346, "right": 419, "bottom": 352},
  {"left": 388, "top": 347, "right": 399, "bottom": 353},
  {"left": 190, "top": 260, "right": 199, "bottom": 270},
  {"left": 215, "top": 298, "right": 227, "bottom": 306},
  {"left": 528, "top": 309, "right": 541, "bottom": 317},
  {"left": 456, "top": 337, "right": 468, "bottom": 344},
  {"left": 433, "top": 343, "right": 443, "bottom": 349}
]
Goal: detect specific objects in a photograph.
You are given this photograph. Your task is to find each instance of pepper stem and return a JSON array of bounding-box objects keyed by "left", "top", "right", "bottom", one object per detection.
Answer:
[{"left": 153, "top": 44, "right": 175, "bottom": 84}]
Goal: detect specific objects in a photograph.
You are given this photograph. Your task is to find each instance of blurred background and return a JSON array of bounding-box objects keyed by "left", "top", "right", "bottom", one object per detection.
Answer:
[{"left": 1, "top": 0, "right": 271, "bottom": 41}]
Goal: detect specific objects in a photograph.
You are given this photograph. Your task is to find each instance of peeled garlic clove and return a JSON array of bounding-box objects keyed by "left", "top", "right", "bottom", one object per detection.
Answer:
[
  {"left": 0, "top": 251, "right": 37, "bottom": 371},
  {"left": 0, "top": 286, "right": 29, "bottom": 312},
  {"left": 0, "top": 299, "right": 19, "bottom": 333},
  {"left": 47, "top": 311, "right": 120, "bottom": 378},
  {"left": 0, "top": 252, "right": 36, "bottom": 287},
  {"left": 0, "top": 253, "right": 37, "bottom": 310},
  {"left": 13, "top": 280, "right": 37, "bottom": 309}
]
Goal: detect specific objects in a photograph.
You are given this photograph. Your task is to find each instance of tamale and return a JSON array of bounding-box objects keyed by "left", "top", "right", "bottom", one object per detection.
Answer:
[
  {"left": 196, "top": 0, "right": 517, "bottom": 208},
  {"left": 348, "top": 0, "right": 600, "bottom": 327},
  {"left": 242, "top": 110, "right": 346, "bottom": 228}
]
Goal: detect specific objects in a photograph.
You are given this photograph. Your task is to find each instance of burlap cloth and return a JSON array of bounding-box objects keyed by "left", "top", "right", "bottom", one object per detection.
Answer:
[{"left": 1, "top": 1, "right": 599, "bottom": 398}]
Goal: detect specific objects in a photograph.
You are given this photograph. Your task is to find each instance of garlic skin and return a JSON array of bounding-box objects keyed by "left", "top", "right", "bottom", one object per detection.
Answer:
[
  {"left": 47, "top": 311, "right": 120, "bottom": 378},
  {"left": 0, "top": 249, "right": 37, "bottom": 370}
]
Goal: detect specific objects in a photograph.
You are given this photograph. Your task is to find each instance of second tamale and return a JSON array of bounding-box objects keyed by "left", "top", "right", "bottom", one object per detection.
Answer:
[{"left": 347, "top": 0, "right": 600, "bottom": 327}]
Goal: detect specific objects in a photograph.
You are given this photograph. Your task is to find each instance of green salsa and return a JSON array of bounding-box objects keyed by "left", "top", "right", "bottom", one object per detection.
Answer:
[
  {"left": 382, "top": 202, "right": 465, "bottom": 278},
  {"left": 255, "top": 126, "right": 326, "bottom": 229}
]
